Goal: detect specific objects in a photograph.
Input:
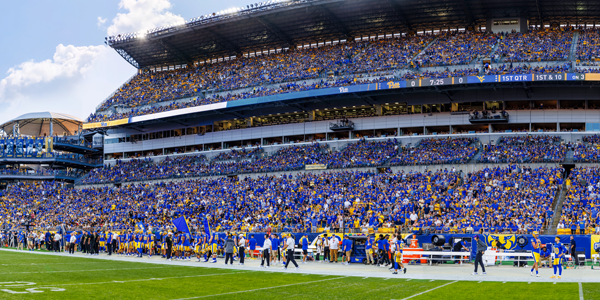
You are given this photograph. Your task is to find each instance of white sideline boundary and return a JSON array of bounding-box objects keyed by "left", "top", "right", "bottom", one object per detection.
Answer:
[{"left": 1, "top": 248, "right": 597, "bottom": 283}]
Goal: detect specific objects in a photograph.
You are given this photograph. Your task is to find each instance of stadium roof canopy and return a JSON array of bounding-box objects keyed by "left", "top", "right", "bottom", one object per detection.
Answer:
[
  {"left": 107, "top": 0, "right": 600, "bottom": 68},
  {"left": 0, "top": 112, "right": 83, "bottom": 137}
]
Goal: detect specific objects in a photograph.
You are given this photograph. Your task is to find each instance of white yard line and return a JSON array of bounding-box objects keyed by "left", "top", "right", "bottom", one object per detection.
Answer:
[
  {"left": 172, "top": 277, "right": 344, "bottom": 300},
  {"left": 399, "top": 281, "right": 458, "bottom": 300},
  {"left": 4, "top": 266, "right": 169, "bottom": 274},
  {"left": 579, "top": 282, "right": 584, "bottom": 300},
  {"left": 38, "top": 272, "right": 247, "bottom": 287}
]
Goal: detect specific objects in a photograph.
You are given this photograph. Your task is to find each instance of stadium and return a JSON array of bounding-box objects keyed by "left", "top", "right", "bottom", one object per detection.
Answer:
[{"left": 2, "top": 0, "right": 600, "bottom": 298}]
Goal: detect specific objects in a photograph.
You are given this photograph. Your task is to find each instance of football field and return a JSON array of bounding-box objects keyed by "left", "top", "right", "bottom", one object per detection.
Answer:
[{"left": 0, "top": 250, "right": 598, "bottom": 300}]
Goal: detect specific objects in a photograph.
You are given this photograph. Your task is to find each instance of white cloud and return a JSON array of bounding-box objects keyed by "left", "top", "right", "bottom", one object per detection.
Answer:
[
  {"left": 0, "top": 0, "right": 186, "bottom": 124},
  {"left": 0, "top": 45, "right": 135, "bottom": 123},
  {"left": 107, "top": 0, "right": 185, "bottom": 36},
  {"left": 0, "top": 44, "right": 104, "bottom": 91},
  {"left": 97, "top": 17, "right": 107, "bottom": 27}
]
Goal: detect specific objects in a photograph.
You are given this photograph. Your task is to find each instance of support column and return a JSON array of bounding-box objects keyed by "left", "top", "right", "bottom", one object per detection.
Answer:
[
  {"left": 557, "top": 122, "right": 560, "bottom": 132},
  {"left": 489, "top": 124, "right": 492, "bottom": 133},
  {"left": 308, "top": 110, "right": 315, "bottom": 121},
  {"left": 449, "top": 125, "right": 453, "bottom": 134},
  {"left": 49, "top": 119, "right": 53, "bottom": 137},
  {"left": 246, "top": 117, "right": 253, "bottom": 127},
  {"left": 375, "top": 104, "right": 383, "bottom": 116}
]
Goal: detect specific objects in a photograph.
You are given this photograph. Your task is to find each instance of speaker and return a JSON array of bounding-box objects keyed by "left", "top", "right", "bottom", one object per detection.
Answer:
[
  {"left": 516, "top": 235, "right": 528, "bottom": 248},
  {"left": 432, "top": 235, "right": 446, "bottom": 246}
]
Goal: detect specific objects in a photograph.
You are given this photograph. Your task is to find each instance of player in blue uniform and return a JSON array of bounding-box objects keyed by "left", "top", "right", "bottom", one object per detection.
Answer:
[
  {"left": 530, "top": 231, "right": 541, "bottom": 277},
  {"left": 135, "top": 231, "right": 143, "bottom": 257},
  {"left": 182, "top": 233, "right": 192, "bottom": 261},
  {"left": 392, "top": 236, "right": 407, "bottom": 275},
  {"left": 210, "top": 233, "right": 219, "bottom": 263},
  {"left": 99, "top": 232, "right": 106, "bottom": 252},
  {"left": 551, "top": 236, "right": 567, "bottom": 279}
]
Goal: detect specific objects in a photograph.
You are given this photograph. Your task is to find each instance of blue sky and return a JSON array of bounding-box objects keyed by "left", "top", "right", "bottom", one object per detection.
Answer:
[{"left": 0, "top": 0, "right": 249, "bottom": 125}]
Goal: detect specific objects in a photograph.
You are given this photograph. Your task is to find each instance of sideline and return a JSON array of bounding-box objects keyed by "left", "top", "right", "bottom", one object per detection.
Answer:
[{"left": 1, "top": 248, "right": 597, "bottom": 283}]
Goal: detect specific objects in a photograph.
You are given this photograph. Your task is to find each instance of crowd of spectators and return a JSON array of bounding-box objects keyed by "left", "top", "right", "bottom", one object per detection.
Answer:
[
  {"left": 347, "top": 35, "right": 434, "bottom": 72},
  {"left": 483, "top": 63, "right": 570, "bottom": 75},
  {"left": 81, "top": 155, "right": 209, "bottom": 184},
  {"left": 327, "top": 138, "right": 399, "bottom": 168},
  {"left": 559, "top": 167, "right": 600, "bottom": 234},
  {"left": 419, "top": 68, "right": 480, "bottom": 78},
  {"left": 573, "top": 135, "right": 600, "bottom": 163},
  {"left": 573, "top": 144, "right": 600, "bottom": 163},
  {"left": 418, "top": 31, "right": 499, "bottom": 66},
  {"left": 87, "top": 29, "right": 583, "bottom": 124},
  {"left": 213, "top": 147, "right": 263, "bottom": 161},
  {"left": 577, "top": 28, "right": 600, "bottom": 61},
  {"left": 496, "top": 29, "right": 573, "bottom": 62},
  {"left": 477, "top": 135, "right": 566, "bottom": 163},
  {"left": 390, "top": 137, "right": 477, "bottom": 166},
  {"left": 460, "top": 165, "right": 562, "bottom": 233},
  {"left": 81, "top": 140, "right": 405, "bottom": 184},
  {"left": 0, "top": 165, "right": 565, "bottom": 235}
]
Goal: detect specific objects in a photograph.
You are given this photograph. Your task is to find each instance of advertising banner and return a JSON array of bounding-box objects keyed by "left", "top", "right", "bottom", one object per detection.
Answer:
[
  {"left": 5, "top": 138, "right": 14, "bottom": 158},
  {"left": 25, "top": 138, "right": 34, "bottom": 158},
  {"left": 15, "top": 138, "right": 24, "bottom": 158},
  {"left": 35, "top": 138, "right": 44, "bottom": 158}
]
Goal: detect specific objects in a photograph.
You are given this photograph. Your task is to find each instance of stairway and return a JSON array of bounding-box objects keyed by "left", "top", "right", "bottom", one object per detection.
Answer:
[
  {"left": 548, "top": 180, "right": 568, "bottom": 235},
  {"left": 568, "top": 31, "right": 580, "bottom": 61},
  {"left": 411, "top": 37, "right": 438, "bottom": 64}
]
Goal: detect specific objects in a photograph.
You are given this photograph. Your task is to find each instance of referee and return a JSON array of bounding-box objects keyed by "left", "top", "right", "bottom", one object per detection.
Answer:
[{"left": 283, "top": 234, "right": 299, "bottom": 270}]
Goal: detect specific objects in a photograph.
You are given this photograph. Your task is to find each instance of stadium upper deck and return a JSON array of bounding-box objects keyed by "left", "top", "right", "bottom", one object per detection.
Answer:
[
  {"left": 89, "top": 0, "right": 600, "bottom": 127},
  {"left": 106, "top": 0, "right": 600, "bottom": 69}
]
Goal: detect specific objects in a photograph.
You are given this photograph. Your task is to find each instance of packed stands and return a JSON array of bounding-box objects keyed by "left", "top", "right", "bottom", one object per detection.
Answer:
[
  {"left": 347, "top": 35, "right": 434, "bottom": 72},
  {"left": 0, "top": 164, "right": 566, "bottom": 234},
  {"left": 574, "top": 135, "right": 600, "bottom": 163},
  {"left": 0, "top": 170, "right": 456, "bottom": 232},
  {"left": 577, "top": 28, "right": 600, "bottom": 61},
  {"left": 461, "top": 165, "right": 562, "bottom": 233},
  {"left": 559, "top": 167, "right": 600, "bottom": 234},
  {"left": 84, "top": 28, "right": 590, "bottom": 124},
  {"left": 418, "top": 32, "right": 499, "bottom": 66},
  {"left": 213, "top": 147, "right": 263, "bottom": 161},
  {"left": 496, "top": 29, "right": 573, "bottom": 62},
  {"left": 81, "top": 140, "right": 404, "bottom": 184},
  {"left": 483, "top": 63, "right": 570, "bottom": 75},
  {"left": 327, "top": 138, "right": 399, "bottom": 168},
  {"left": 81, "top": 155, "right": 208, "bottom": 184},
  {"left": 390, "top": 137, "right": 477, "bottom": 166},
  {"left": 477, "top": 135, "right": 567, "bottom": 163}
]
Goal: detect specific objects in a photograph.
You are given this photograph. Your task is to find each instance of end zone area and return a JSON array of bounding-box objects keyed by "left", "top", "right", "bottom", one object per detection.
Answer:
[{"left": 0, "top": 249, "right": 598, "bottom": 300}]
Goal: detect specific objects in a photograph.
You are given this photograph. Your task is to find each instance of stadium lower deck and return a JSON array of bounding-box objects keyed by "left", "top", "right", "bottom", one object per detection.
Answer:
[{"left": 0, "top": 248, "right": 598, "bottom": 300}]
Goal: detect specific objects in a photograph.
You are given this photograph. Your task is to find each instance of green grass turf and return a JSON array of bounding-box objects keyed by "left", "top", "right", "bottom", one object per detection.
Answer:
[{"left": 0, "top": 251, "right": 597, "bottom": 300}]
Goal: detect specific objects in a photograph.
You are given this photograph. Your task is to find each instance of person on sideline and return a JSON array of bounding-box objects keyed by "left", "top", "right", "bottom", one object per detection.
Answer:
[
  {"left": 260, "top": 234, "right": 272, "bottom": 268},
  {"left": 300, "top": 235, "right": 309, "bottom": 264},
  {"left": 224, "top": 234, "right": 235, "bottom": 265},
  {"left": 282, "top": 234, "right": 299, "bottom": 270},
  {"left": 238, "top": 234, "right": 246, "bottom": 265},
  {"left": 472, "top": 235, "right": 486, "bottom": 275}
]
